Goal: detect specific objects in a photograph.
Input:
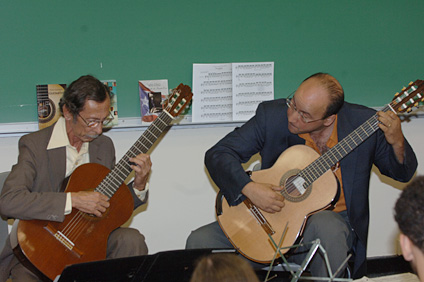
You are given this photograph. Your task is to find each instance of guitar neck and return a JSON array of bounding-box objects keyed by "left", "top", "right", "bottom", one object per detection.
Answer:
[
  {"left": 95, "top": 110, "right": 174, "bottom": 196},
  {"left": 300, "top": 104, "right": 392, "bottom": 186}
]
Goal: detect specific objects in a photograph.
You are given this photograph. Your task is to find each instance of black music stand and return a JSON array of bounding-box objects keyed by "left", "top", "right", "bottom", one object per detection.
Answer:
[{"left": 56, "top": 249, "right": 235, "bottom": 282}]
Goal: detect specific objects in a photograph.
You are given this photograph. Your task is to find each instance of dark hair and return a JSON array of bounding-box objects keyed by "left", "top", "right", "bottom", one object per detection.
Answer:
[
  {"left": 394, "top": 176, "right": 424, "bottom": 253},
  {"left": 190, "top": 253, "right": 259, "bottom": 282},
  {"left": 59, "top": 75, "right": 110, "bottom": 117},
  {"left": 304, "top": 72, "right": 344, "bottom": 118}
]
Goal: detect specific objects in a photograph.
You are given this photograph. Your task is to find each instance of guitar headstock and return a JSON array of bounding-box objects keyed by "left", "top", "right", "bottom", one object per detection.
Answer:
[
  {"left": 391, "top": 80, "right": 424, "bottom": 113},
  {"left": 163, "top": 84, "right": 193, "bottom": 117}
]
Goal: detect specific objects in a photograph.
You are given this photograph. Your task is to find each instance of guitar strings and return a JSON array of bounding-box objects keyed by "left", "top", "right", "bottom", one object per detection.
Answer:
[
  {"left": 56, "top": 105, "right": 175, "bottom": 244},
  {"left": 282, "top": 103, "right": 392, "bottom": 197}
]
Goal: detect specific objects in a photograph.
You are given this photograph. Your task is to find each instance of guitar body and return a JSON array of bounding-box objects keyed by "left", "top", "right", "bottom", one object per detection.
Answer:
[
  {"left": 16, "top": 163, "right": 134, "bottom": 280},
  {"left": 217, "top": 145, "right": 339, "bottom": 263}
]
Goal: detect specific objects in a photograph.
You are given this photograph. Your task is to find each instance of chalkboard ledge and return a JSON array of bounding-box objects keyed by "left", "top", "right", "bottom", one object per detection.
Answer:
[
  {"left": 2, "top": 110, "right": 422, "bottom": 138},
  {"left": 0, "top": 116, "right": 245, "bottom": 138}
]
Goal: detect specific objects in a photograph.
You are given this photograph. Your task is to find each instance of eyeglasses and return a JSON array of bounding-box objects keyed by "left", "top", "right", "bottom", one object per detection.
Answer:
[
  {"left": 286, "top": 94, "right": 325, "bottom": 123},
  {"left": 78, "top": 112, "right": 114, "bottom": 128}
]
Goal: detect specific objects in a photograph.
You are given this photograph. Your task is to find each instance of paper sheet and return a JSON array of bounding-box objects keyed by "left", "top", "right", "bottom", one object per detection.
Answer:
[
  {"left": 192, "top": 63, "right": 233, "bottom": 123},
  {"left": 192, "top": 62, "right": 274, "bottom": 123},
  {"left": 354, "top": 273, "right": 419, "bottom": 282},
  {"left": 232, "top": 62, "right": 274, "bottom": 121}
]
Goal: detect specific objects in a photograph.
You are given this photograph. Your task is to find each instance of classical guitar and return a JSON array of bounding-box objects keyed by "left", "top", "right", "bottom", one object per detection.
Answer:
[
  {"left": 217, "top": 80, "right": 424, "bottom": 263},
  {"left": 14, "top": 84, "right": 193, "bottom": 281}
]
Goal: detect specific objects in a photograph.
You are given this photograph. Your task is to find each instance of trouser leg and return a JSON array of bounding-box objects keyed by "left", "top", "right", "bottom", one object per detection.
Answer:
[
  {"left": 106, "top": 227, "right": 148, "bottom": 258},
  {"left": 185, "top": 221, "right": 233, "bottom": 249},
  {"left": 288, "top": 210, "right": 354, "bottom": 278}
]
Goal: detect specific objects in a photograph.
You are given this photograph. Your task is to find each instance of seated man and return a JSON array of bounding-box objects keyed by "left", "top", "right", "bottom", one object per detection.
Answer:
[
  {"left": 394, "top": 176, "right": 424, "bottom": 281},
  {"left": 0, "top": 75, "right": 152, "bottom": 282},
  {"left": 186, "top": 73, "right": 417, "bottom": 279}
]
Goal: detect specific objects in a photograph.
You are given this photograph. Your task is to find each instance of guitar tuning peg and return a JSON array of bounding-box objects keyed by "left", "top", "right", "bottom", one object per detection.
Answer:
[
  {"left": 402, "top": 87, "right": 406, "bottom": 91},
  {"left": 394, "top": 92, "right": 400, "bottom": 97},
  {"left": 409, "top": 81, "right": 413, "bottom": 85}
]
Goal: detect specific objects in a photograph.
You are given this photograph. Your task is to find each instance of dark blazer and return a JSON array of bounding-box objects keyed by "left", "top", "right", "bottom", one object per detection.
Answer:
[
  {"left": 0, "top": 123, "right": 144, "bottom": 281},
  {"left": 205, "top": 99, "right": 418, "bottom": 278}
]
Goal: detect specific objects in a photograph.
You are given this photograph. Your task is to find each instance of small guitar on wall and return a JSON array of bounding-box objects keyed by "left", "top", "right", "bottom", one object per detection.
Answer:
[
  {"left": 14, "top": 84, "right": 193, "bottom": 281},
  {"left": 217, "top": 80, "right": 424, "bottom": 264}
]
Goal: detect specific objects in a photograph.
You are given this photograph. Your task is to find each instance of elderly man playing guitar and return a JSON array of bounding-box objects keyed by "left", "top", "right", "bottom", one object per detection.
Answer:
[{"left": 0, "top": 75, "right": 152, "bottom": 282}]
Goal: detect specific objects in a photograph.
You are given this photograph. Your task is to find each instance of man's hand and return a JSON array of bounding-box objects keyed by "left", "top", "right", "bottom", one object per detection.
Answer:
[
  {"left": 71, "top": 191, "right": 110, "bottom": 217},
  {"left": 377, "top": 111, "right": 405, "bottom": 163},
  {"left": 241, "top": 182, "right": 285, "bottom": 213},
  {"left": 129, "top": 154, "right": 152, "bottom": 191}
]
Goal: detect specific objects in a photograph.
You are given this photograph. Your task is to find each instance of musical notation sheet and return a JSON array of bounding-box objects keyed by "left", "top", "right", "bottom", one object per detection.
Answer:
[
  {"left": 192, "top": 62, "right": 274, "bottom": 123},
  {"left": 232, "top": 62, "right": 274, "bottom": 121},
  {"left": 192, "top": 63, "right": 233, "bottom": 123}
]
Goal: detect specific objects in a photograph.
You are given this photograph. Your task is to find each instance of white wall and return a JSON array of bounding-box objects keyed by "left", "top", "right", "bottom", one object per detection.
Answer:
[{"left": 0, "top": 117, "right": 423, "bottom": 258}]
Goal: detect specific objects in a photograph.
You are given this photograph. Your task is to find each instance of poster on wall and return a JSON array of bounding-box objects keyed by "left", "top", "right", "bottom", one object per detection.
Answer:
[
  {"left": 101, "top": 80, "right": 119, "bottom": 127},
  {"left": 138, "top": 79, "right": 168, "bottom": 123},
  {"left": 36, "top": 84, "right": 66, "bottom": 129}
]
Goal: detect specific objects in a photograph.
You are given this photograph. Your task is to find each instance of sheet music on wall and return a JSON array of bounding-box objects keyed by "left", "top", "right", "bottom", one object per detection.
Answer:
[{"left": 192, "top": 62, "right": 274, "bottom": 123}]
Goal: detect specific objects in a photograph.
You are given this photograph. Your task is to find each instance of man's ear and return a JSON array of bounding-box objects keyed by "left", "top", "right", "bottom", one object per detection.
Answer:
[
  {"left": 323, "top": 114, "right": 336, "bottom": 126},
  {"left": 63, "top": 105, "right": 73, "bottom": 121},
  {"left": 400, "top": 233, "right": 414, "bottom": 261}
]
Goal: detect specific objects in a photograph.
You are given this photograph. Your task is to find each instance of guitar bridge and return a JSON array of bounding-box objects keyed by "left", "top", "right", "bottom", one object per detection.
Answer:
[
  {"left": 44, "top": 224, "right": 83, "bottom": 258},
  {"left": 244, "top": 199, "right": 275, "bottom": 235}
]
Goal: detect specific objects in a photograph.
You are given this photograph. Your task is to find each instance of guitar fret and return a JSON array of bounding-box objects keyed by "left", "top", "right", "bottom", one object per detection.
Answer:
[
  {"left": 344, "top": 137, "right": 354, "bottom": 151},
  {"left": 351, "top": 131, "right": 362, "bottom": 144},
  {"left": 142, "top": 132, "right": 156, "bottom": 145},
  {"left": 151, "top": 122, "right": 162, "bottom": 132},
  {"left": 118, "top": 163, "right": 132, "bottom": 175},
  {"left": 135, "top": 139, "right": 150, "bottom": 152},
  {"left": 144, "top": 136, "right": 153, "bottom": 145},
  {"left": 157, "top": 118, "right": 167, "bottom": 127},
  {"left": 327, "top": 150, "right": 340, "bottom": 164},
  {"left": 116, "top": 168, "right": 129, "bottom": 180},
  {"left": 131, "top": 143, "right": 146, "bottom": 155},
  {"left": 109, "top": 173, "right": 124, "bottom": 186},
  {"left": 99, "top": 182, "right": 114, "bottom": 197}
]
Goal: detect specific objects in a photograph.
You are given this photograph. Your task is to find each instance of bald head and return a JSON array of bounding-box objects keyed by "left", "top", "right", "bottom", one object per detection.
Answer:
[{"left": 303, "top": 73, "right": 344, "bottom": 118}]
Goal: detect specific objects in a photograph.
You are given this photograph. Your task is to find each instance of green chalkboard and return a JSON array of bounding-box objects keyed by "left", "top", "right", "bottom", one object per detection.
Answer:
[{"left": 1, "top": 0, "right": 423, "bottom": 124}]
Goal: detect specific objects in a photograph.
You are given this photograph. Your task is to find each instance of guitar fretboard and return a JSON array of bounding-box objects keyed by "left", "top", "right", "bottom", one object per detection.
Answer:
[
  {"left": 95, "top": 110, "right": 174, "bottom": 197},
  {"left": 299, "top": 104, "right": 392, "bottom": 187}
]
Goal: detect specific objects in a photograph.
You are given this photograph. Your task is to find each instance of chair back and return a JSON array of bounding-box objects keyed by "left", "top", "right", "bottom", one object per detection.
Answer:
[{"left": 0, "top": 171, "right": 10, "bottom": 252}]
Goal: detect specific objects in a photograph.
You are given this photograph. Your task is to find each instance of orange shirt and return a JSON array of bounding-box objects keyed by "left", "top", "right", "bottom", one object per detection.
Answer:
[{"left": 298, "top": 116, "right": 346, "bottom": 212}]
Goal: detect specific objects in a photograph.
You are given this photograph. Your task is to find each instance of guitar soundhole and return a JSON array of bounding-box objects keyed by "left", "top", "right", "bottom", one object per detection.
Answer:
[
  {"left": 38, "top": 98, "right": 56, "bottom": 123},
  {"left": 280, "top": 169, "right": 312, "bottom": 202}
]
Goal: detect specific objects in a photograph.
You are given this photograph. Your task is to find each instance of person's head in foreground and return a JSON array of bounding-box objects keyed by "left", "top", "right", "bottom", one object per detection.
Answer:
[
  {"left": 190, "top": 253, "right": 260, "bottom": 282},
  {"left": 394, "top": 175, "right": 424, "bottom": 281}
]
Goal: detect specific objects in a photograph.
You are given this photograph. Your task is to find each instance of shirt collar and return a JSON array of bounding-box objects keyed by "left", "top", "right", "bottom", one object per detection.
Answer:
[
  {"left": 299, "top": 115, "right": 338, "bottom": 148},
  {"left": 47, "top": 117, "right": 89, "bottom": 152},
  {"left": 47, "top": 117, "right": 70, "bottom": 150}
]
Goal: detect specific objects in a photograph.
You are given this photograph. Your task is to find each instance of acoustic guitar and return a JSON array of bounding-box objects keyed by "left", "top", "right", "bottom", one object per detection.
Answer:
[
  {"left": 217, "top": 80, "right": 424, "bottom": 263},
  {"left": 14, "top": 84, "right": 193, "bottom": 281}
]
